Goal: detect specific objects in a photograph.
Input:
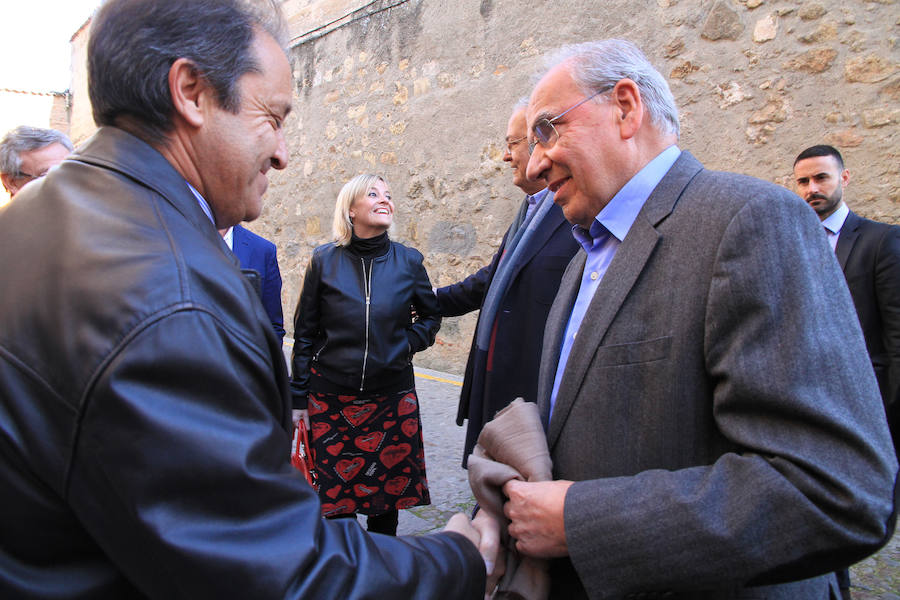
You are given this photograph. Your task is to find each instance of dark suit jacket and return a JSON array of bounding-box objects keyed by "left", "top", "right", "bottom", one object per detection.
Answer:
[
  {"left": 835, "top": 210, "right": 900, "bottom": 447},
  {"left": 437, "top": 196, "right": 579, "bottom": 463},
  {"left": 538, "top": 152, "right": 897, "bottom": 599},
  {"left": 232, "top": 223, "right": 285, "bottom": 340}
]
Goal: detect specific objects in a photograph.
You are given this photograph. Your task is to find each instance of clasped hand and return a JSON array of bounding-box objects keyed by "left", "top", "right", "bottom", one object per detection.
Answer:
[{"left": 502, "top": 479, "right": 573, "bottom": 558}]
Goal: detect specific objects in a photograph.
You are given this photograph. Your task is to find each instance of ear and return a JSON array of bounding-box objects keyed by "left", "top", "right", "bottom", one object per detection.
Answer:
[
  {"left": 168, "top": 57, "right": 209, "bottom": 129},
  {"left": 1, "top": 173, "right": 19, "bottom": 197},
  {"left": 610, "top": 78, "right": 644, "bottom": 141},
  {"left": 840, "top": 168, "right": 850, "bottom": 189}
]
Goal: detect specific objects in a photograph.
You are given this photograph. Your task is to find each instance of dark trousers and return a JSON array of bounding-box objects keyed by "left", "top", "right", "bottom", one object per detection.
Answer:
[
  {"left": 328, "top": 509, "right": 399, "bottom": 536},
  {"left": 835, "top": 568, "right": 851, "bottom": 598}
]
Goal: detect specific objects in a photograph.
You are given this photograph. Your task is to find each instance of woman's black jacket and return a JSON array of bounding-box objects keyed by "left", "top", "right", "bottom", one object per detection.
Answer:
[{"left": 290, "top": 240, "right": 440, "bottom": 408}]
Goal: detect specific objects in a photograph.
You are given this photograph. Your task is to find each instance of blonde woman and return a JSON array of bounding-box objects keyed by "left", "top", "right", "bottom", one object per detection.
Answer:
[{"left": 290, "top": 174, "right": 440, "bottom": 535}]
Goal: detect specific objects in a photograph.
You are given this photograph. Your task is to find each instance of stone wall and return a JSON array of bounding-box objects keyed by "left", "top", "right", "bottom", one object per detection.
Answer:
[
  {"left": 67, "top": 0, "right": 900, "bottom": 374},
  {"left": 256, "top": 0, "right": 898, "bottom": 374}
]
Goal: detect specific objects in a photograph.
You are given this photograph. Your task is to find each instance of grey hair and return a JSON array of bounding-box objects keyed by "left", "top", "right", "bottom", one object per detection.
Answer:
[
  {"left": 0, "top": 126, "right": 73, "bottom": 175},
  {"left": 513, "top": 96, "right": 530, "bottom": 113},
  {"left": 540, "top": 39, "right": 680, "bottom": 138}
]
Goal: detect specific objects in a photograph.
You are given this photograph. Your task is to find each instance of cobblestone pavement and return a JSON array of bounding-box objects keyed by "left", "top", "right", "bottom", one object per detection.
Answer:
[{"left": 403, "top": 367, "right": 900, "bottom": 597}]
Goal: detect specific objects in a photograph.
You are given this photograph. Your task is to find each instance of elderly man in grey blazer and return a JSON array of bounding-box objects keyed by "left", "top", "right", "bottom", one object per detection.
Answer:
[{"left": 495, "top": 39, "right": 898, "bottom": 599}]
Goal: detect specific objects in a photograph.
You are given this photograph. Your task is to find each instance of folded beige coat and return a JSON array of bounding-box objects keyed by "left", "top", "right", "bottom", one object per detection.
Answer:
[{"left": 467, "top": 398, "right": 552, "bottom": 600}]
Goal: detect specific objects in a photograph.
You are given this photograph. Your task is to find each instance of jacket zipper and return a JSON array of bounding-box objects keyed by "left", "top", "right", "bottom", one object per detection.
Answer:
[{"left": 359, "top": 257, "right": 373, "bottom": 391}]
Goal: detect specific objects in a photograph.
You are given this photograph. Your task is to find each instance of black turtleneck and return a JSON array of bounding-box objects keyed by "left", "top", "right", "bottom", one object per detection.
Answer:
[{"left": 347, "top": 231, "right": 390, "bottom": 258}]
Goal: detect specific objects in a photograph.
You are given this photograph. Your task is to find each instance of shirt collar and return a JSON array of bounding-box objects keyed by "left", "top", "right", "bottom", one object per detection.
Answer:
[
  {"left": 821, "top": 201, "right": 849, "bottom": 235},
  {"left": 528, "top": 187, "right": 550, "bottom": 206},
  {"left": 572, "top": 145, "right": 681, "bottom": 251},
  {"left": 222, "top": 226, "right": 234, "bottom": 250},
  {"left": 186, "top": 181, "right": 215, "bottom": 225}
]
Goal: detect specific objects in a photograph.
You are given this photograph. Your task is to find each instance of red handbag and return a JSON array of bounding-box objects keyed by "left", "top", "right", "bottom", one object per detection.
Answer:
[{"left": 291, "top": 421, "right": 318, "bottom": 489}]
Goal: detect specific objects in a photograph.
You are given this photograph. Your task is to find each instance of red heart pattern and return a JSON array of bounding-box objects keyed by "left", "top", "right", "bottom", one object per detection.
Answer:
[
  {"left": 311, "top": 421, "right": 331, "bottom": 440},
  {"left": 308, "top": 396, "right": 328, "bottom": 415},
  {"left": 396, "top": 497, "right": 420, "bottom": 510},
  {"left": 397, "top": 394, "right": 417, "bottom": 416},
  {"left": 380, "top": 444, "right": 411, "bottom": 469},
  {"left": 384, "top": 476, "right": 409, "bottom": 495},
  {"left": 335, "top": 457, "right": 365, "bottom": 482},
  {"left": 354, "top": 431, "right": 385, "bottom": 452},
  {"left": 400, "top": 418, "right": 418, "bottom": 438},
  {"left": 321, "top": 498, "right": 356, "bottom": 517},
  {"left": 353, "top": 483, "right": 378, "bottom": 497},
  {"left": 308, "top": 389, "right": 429, "bottom": 517},
  {"left": 342, "top": 403, "right": 377, "bottom": 427}
]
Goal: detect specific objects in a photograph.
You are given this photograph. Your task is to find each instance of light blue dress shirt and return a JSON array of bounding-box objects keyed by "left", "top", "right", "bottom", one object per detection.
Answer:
[
  {"left": 821, "top": 201, "right": 849, "bottom": 252},
  {"left": 549, "top": 145, "right": 682, "bottom": 419},
  {"left": 186, "top": 181, "right": 215, "bottom": 225},
  {"left": 523, "top": 187, "right": 548, "bottom": 224}
]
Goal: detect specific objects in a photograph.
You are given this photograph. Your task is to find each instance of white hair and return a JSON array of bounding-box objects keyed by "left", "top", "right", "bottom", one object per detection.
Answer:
[{"left": 540, "top": 39, "right": 680, "bottom": 138}]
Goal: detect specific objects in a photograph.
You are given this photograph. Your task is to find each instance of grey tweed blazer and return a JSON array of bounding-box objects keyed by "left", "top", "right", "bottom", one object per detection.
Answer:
[{"left": 538, "top": 151, "right": 897, "bottom": 600}]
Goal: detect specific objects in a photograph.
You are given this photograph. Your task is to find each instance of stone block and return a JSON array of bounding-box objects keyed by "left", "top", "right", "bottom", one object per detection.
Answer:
[{"left": 702, "top": 1, "right": 745, "bottom": 41}]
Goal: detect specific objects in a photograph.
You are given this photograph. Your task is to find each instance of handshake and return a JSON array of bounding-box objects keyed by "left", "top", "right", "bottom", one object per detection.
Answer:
[{"left": 442, "top": 399, "right": 573, "bottom": 599}]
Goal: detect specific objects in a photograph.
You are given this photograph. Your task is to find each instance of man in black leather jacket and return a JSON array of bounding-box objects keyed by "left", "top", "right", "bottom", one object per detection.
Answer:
[{"left": 0, "top": 1, "right": 486, "bottom": 598}]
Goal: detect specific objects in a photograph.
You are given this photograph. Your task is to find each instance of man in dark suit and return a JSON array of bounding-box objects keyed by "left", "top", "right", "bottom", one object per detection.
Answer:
[
  {"left": 794, "top": 145, "right": 900, "bottom": 445},
  {"left": 793, "top": 144, "right": 900, "bottom": 599},
  {"left": 436, "top": 101, "right": 579, "bottom": 464},
  {"left": 221, "top": 224, "right": 286, "bottom": 341},
  {"left": 495, "top": 39, "right": 897, "bottom": 599}
]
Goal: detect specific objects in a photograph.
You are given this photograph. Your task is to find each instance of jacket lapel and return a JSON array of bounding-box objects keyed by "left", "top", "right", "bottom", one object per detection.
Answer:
[
  {"left": 538, "top": 250, "right": 585, "bottom": 429},
  {"left": 545, "top": 152, "right": 704, "bottom": 448},
  {"left": 508, "top": 201, "right": 568, "bottom": 282},
  {"left": 835, "top": 210, "right": 860, "bottom": 271}
]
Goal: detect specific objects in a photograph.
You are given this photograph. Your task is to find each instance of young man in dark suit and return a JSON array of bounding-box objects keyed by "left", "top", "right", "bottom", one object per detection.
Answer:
[
  {"left": 794, "top": 144, "right": 900, "bottom": 598},
  {"left": 794, "top": 145, "right": 900, "bottom": 431}
]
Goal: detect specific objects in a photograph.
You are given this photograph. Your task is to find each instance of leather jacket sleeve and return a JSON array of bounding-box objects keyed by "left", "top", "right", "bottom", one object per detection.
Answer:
[
  {"left": 290, "top": 250, "right": 323, "bottom": 408},
  {"left": 407, "top": 252, "right": 441, "bottom": 354},
  {"left": 69, "top": 307, "right": 485, "bottom": 599}
]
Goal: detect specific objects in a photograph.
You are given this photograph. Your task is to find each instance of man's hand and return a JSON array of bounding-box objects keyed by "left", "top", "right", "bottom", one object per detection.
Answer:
[
  {"left": 503, "top": 479, "right": 573, "bottom": 558},
  {"left": 444, "top": 512, "right": 481, "bottom": 549},
  {"left": 471, "top": 509, "right": 505, "bottom": 595},
  {"left": 291, "top": 408, "right": 309, "bottom": 429}
]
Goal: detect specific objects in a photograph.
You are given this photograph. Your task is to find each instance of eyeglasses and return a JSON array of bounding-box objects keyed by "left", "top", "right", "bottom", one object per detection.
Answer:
[
  {"left": 9, "top": 169, "right": 46, "bottom": 183},
  {"left": 528, "top": 84, "right": 615, "bottom": 155},
  {"left": 505, "top": 135, "right": 526, "bottom": 154}
]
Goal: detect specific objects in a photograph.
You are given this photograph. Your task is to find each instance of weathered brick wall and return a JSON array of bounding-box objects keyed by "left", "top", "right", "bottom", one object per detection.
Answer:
[{"left": 69, "top": 0, "right": 900, "bottom": 374}]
